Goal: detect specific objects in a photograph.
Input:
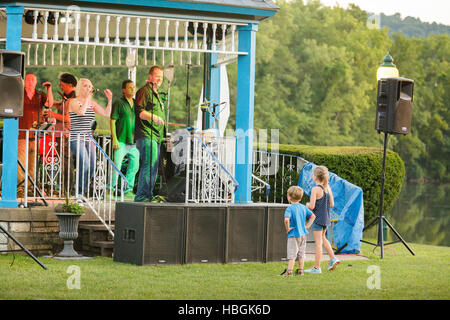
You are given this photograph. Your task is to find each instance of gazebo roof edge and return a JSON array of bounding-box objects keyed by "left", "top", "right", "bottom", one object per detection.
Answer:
[{"left": 1, "top": 0, "right": 279, "bottom": 21}]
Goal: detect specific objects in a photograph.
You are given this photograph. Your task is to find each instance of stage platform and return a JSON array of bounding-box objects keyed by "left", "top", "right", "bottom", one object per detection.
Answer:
[
  {"left": 113, "top": 202, "right": 297, "bottom": 266},
  {"left": 113, "top": 202, "right": 368, "bottom": 266},
  {"left": 1, "top": 201, "right": 368, "bottom": 264}
]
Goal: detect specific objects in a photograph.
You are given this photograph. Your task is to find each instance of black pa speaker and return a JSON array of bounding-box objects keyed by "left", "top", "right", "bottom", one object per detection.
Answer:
[
  {"left": 185, "top": 205, "right": 226, "bottom": 264},
  {"left": 166, "top": 176, "right": 186, "bottom": 202},
  {"left": 265, "top": 205, "right": 289, "bottom": 262},
  {"left": 376, "top": 77, "right": 414, "bottom": 135},
  {"left": 114, "top": 203, "right": 185, "bottom": 265},
  {"left": 0, "top": 50, "right": 25, "bottom": 118},
  {"left": 225, "top": 205, "right": 266, "bottom": 263}
]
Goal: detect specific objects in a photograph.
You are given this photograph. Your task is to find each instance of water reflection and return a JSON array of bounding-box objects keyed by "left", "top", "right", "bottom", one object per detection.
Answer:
[{"left": 364, "top": 183, "right": 450, "bottom": 247}]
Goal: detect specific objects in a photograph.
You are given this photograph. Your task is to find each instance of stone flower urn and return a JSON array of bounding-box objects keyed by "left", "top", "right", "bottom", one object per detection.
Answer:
[
  {"left": 55, "top": 212, "right": 83, "bottom": 257},
  {"left": 54, "top": 195, "right": 85, "bottom": 258}
]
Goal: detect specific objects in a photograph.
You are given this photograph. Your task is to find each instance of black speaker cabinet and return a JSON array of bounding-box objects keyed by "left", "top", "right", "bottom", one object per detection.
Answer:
[
  {"left": 265, "top": 205, "right": 289, "bottom": 262},
  {"left": 185, "top": 205, "right": 226, "bottom": 264},
  {"left": 167, "top": 176, "right": 187, "bottom": 202},
  {"left": 376, "top": 77, "right": 414, "bottom": 135},
  {"left": 114, "top": 203, "right": 185, "bottom": 265},
  {"left": 225, "top": 205, "right": 266, "bottom": 263},
  {"left": 0, "top": 50, "right": 25, "bottom": 118}
]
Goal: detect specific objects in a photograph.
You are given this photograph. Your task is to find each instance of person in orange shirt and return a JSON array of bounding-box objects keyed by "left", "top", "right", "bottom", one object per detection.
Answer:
[{"left": 17, "top": 73, "right": 53, "bottom": 192}]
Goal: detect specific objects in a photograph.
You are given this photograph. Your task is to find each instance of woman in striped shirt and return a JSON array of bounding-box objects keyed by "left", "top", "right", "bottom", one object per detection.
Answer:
[{"left": 68, "top": 78, "right": 112, "bottom": 197}]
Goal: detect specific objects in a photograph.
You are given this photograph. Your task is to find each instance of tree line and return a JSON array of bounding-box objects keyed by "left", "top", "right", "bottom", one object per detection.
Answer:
[
  {"left": 7, "top": 0, "right": 448, "bottom": 182},
  {"left": 248, "top": 0, "right": 448, "bottom": 181},
  {"left": 380, "top": 12, "right": 450, "bottom": 38}
]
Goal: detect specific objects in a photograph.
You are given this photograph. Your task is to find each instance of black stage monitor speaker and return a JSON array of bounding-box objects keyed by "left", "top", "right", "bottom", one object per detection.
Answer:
[
  {"left": 167, "top": 176, "right": 186, "bottom": 202},
  {"left": 185, "top": 205, "right": 226, "bottom": 264},
  {"left": 114, "top": 203, "right": 185, "bottom": 265},
  {"left": 265, "top": 205, "right": 289, "bottom": 263},
  {"left": 0, "top": 50, "right": 25, "bottom": 118},
  {"left": 376, "top": 77, "right": 414, "bottom": 135},
  {"left": 225, "top": 205, "right": 266, "bottom": 263}
]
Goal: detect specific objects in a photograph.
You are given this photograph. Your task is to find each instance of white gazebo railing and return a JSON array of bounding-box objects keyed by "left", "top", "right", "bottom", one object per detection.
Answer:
[
  {"left": 11, "top": 7, "right": 247, "bottom": 68},
  {"left": 252, "top": 150, "right": 308, "bottom": 203}
]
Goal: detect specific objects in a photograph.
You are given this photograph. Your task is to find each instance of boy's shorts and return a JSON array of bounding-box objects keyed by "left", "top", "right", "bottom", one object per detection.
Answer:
[{"left": 287, "top": 236, "right": 307, "bottom": 260}]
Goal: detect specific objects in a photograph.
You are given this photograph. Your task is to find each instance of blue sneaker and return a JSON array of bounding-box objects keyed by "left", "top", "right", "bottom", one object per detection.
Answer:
[
  {"left": 304, "top": 267, "right": 322, "bottom": 274},
  {"left": 328, "top": 257, "right": 340, "bottom": 271}
]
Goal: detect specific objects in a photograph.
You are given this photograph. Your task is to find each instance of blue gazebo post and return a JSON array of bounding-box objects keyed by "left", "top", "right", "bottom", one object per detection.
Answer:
[
  {"left": 235, "top": 23, "right": 257, "bottom": 203},
  {"left": 0, "top": 5, "right": 24, "bottom": 207},
  {"left": 208, "top": 53, "right": 221, "bottom": 130}
]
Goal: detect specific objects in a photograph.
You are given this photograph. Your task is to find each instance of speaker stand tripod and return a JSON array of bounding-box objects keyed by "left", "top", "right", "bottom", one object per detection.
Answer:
[
  {"left": 0, "top": 224, "right": 48, "bottom": 269},
  {"left": 360, "top": 132, "right": 415, "bottom": 258}
]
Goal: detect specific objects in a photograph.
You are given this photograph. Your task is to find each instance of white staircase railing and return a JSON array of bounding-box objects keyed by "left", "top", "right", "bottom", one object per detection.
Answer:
[
  {"left": 17, "top": 129, "right": 126, "bottom": 237},
  {"left": 185, "top": 133, "right": 238, "bottom": 203}
]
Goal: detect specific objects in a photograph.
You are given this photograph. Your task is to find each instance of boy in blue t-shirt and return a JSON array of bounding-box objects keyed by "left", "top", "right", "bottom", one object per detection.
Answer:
[{"left": 282, "top": 186, "right": 316, "bottom": 276}]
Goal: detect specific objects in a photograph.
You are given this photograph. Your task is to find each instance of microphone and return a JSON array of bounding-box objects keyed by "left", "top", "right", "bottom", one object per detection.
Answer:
[{"left": 201, "top": 100, "right": 211, "bottom": 107}]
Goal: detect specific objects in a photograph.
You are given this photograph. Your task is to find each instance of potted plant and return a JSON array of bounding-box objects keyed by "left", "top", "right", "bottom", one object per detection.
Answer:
[{"left": 54, "top": 193, "right": 85, "bottom": 257}]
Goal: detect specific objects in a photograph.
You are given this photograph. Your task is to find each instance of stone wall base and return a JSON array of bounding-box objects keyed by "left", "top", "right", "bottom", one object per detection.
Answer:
[{"left": 0, "top": 205, "right": 109, "bottom": 256}]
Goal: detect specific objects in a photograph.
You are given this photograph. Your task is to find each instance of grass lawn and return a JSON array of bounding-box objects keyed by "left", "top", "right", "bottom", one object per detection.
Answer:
[{"left": 0, "top": 242, "right": 449, "bottom": 300}]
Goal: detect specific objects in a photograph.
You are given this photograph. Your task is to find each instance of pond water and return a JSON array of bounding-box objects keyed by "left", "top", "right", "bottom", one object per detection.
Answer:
[{"left": 364, "top": 182, "right": 450, "bottom": 247}]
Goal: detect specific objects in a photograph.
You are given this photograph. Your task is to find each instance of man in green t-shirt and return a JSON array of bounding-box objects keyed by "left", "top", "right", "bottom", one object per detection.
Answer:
[
  {"left": 110, "top": 79, "right": 140, "bottom": 197},
  {"left": 134, "top": 66, "right": 166, "bottom": 202}
]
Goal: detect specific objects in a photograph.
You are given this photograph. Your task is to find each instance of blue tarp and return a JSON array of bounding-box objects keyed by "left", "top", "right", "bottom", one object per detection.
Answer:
[{"left": 298, "top": 162, "right": 364, "bottom": 254}]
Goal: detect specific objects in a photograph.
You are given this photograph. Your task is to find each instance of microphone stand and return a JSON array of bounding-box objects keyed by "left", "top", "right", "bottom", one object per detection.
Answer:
[
  {"left": 149, "top": 82, "right": 155, "bottom": 201},
  {"left": 37, "top": 90, "right": 42, "bottom": 130},
  {"left": 185, "top": 64, "right": 191, "bottom": 128},
  {"left": 211, "top": 101, "right": 226, "bottom": 131},
  {"left": 165, "top": 84, "right": 171, "bottom": 137},
  {"left": 32, "top": 89, "right": 43, "bottom": 199}
]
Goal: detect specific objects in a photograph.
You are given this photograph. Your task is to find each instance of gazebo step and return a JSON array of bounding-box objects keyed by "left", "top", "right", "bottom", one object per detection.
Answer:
[
  {"left": 91, "top": 240, "right": 114, "bottom": 257},
  {"left": 92, "top": 240, "right": 114, "bottom": 249},
  {"left": 79, "top": 223, "right": 115, "bottom": 232},
  {"left": 76, "top": 223, "right": 115, "bottom": 257}
]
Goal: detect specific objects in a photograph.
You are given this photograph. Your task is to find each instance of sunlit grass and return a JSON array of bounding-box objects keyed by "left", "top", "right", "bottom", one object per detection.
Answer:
[{"left": 1, "top": 242, "right": 449, "bottom": 300}]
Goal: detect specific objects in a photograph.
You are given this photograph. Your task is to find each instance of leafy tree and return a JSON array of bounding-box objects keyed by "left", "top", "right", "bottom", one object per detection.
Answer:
[
  {"left": 380, "top": 13, "right": 450, "bottom": 38},
  {"left": 12, "top": 0, "right": 448, "bottom": 182}
]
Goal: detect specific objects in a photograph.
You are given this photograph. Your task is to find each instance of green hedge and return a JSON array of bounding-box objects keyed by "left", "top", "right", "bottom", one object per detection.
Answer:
[{"left": 267, "top": 144, "right": 405, "bottom": 223}]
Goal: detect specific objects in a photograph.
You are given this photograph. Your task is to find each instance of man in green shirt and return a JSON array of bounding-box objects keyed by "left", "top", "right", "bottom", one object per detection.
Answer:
[
  {"left": 110, "top": 79, "right": 140, "bottom": 197},
  {"left": 134, "top": 66, "right": 166, "bottom": 202}
]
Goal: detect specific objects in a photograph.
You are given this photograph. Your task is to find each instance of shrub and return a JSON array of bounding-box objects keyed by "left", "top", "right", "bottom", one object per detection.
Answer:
[
  {"left": 54, "top": 193, "right": 85, "bottom": 215},
  {"left": 259, "top": 144, "right": 405, "bottom": 222}
]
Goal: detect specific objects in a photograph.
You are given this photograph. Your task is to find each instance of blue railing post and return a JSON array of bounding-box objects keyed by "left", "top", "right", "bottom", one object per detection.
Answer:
[
  {"left": 0, "top": 6, "right": 24, "bottom": 208},
  {"left": 234, "top": 23, "right": 257, "bottom": 203}
]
